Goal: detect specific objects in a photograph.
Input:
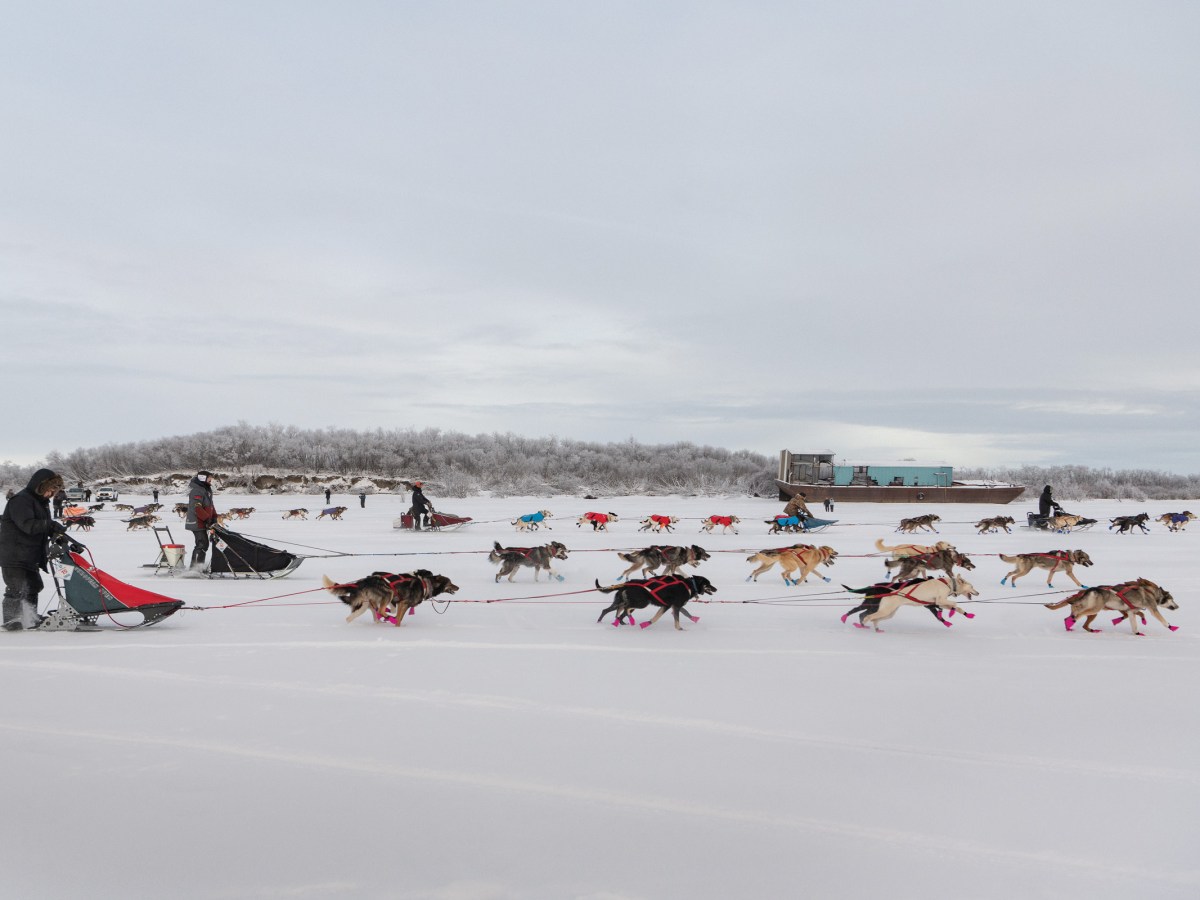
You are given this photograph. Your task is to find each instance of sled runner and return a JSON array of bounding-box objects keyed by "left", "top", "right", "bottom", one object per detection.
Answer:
[
  {"left": 44, "top": 539, "right": 184, "bottom": 630},
  {"left": 393, "top": 511, "right": 473, "bottom": 531},
  {"left": 1024, "top": 512, "right": 1097, "bottom": 533}
]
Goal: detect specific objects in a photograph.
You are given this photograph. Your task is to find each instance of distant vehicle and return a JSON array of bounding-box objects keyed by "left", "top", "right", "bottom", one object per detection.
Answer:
[
  {"left": 95, "top": 488, "right": 119, "bottom": 502},
  {"left": 64, "top": 486, "right": 88, "bottom": 502}
]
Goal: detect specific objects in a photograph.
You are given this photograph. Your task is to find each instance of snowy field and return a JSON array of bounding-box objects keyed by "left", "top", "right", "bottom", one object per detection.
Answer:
[{"left": 3, "top": 492, "right": 1197, "bottom": 899}]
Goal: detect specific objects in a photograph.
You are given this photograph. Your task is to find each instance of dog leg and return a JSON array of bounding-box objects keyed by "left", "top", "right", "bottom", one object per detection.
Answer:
[
  {"left": 639, "top": 606, "right": 669, "bottom": 630},
  {"left": 1145, "top": 606, "right": 1178, "bottom": 633}
]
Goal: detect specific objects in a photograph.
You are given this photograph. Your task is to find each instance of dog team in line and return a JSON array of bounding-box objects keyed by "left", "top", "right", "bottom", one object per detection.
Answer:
[{"left": 323, "top": 515, "right": 1182, "bottom": 636}]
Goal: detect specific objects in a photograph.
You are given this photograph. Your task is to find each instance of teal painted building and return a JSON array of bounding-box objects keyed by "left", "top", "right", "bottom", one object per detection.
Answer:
[{"left": 833, "top": 462, "right": 953, "bottom": 488}]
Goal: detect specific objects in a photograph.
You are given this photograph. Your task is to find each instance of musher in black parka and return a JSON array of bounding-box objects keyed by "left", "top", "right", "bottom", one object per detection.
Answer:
[
  {"left": 0, "top": 469, "right": 66, "bottom": 630},
  {"left": 410, "top": 481, "right": 433, "bottom": 530},
  {"left": 1038, "top": 485, "right": 1064, "bottom": 519}
]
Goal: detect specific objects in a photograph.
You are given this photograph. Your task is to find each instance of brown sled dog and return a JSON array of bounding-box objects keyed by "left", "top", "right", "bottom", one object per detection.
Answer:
[
  {"left": 896, "top": 514, "right": 941, "bottom": 534},
  {"left": 323, "top": 570, "right": 459, "bottom": 626},
  {"left": 489, "top": 541, "right": 569, "bottom": 582},
  {"left": 975, "top": 516, "right": 1015, "bottom": 534},
  {"left": 884, "top": 548, "right": 975, "bottom": 581},
  {"left": 745, "top": 545, "right": 838, "bottom": 585},
  {"left": 616, "top": 545, "right": 710, "bottom": 580},
  {"left": 1045, "top": 578, "right": 1178, "bottom": 635},
  {"left": 1000, "top": 550, "right": 1093, "bottom": 589}
]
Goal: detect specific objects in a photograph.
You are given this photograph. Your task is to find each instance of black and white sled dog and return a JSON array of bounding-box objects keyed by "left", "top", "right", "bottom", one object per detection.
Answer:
[{"left": 594, "top": 574, "right": 716, "bottom": 630}]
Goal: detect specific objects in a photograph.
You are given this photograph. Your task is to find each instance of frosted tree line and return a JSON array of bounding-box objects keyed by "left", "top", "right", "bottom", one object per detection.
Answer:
[{"left": 2, "top": 424, "right": 1199, "bottom": 499}]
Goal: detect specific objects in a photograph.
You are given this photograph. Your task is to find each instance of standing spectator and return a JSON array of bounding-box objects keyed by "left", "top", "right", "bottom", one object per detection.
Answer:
[
  {"left": 358, "top": 491, "right": 366, "bottom": 508},
  {"left": 325, "top": 488, "right": 331, "bottom": 505},
  {"left": 52, "top": 488, "right": 66, "bottom": 519},
  {"left": 184, "top": 470, "right": 218, "bottom": 574},
  {"left": 152, "top": 487, "right": 160, "bottom": 503},
  {"left": 409, "top": 481, "right": 432, "bottom": 530},
  {"left": 1, "top": 468, "right": 66, "bottom": 630}
]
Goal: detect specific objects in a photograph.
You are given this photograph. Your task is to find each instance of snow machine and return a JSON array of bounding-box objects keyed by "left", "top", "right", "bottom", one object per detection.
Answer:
[{"left": 44, "top": 537, "right": 184, "bottom": 631}]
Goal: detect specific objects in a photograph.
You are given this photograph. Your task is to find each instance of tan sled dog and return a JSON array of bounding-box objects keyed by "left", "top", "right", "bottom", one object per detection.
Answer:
[
  {"left": 1000, "top": 550, "right": 1093, "bottom": 589},
  {"left": 1045, "top": 578, "right": 1178, "bottom": 635},
  {"left": 875, "top": 538, "right": 954, "bottom": 559},
  {"left": 745, "top": 545, "right": 838, "bottom": 585},
  {"left": 860, "top": 575, "right": 979, "bottom": 632}
]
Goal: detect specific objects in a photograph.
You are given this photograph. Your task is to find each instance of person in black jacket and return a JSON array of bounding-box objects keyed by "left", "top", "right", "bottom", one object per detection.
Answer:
[
  {"left": 409, "top": 481, "right": 433, "bottom": 530},
  {"left": 1038, "top": 485, "right": 1064, "bottom": 519},
  {"left": 1, "top": 468, "right": 66, "bottom": 630}
]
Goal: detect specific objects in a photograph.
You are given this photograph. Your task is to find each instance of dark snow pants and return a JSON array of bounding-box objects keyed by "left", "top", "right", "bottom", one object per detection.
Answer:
[{"left": 3, "top": 567, "right": 43, "bottom": 627}]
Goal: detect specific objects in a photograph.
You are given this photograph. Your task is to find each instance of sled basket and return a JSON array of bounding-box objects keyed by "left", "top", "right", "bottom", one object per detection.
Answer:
[
  {"left": 48, "top": 544, "right": 184, "bottom": 629},
  {"left": 207, "top": 526, "right": 304, "bottom": 579},
  {"left": 394, "top": 511, "right": 473, "bottom": 531}
]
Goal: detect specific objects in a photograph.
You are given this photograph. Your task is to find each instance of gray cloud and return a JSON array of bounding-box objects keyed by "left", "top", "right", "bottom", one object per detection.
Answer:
[{"left": 2, "top": 2, "right": 1198, "bottom": 470}]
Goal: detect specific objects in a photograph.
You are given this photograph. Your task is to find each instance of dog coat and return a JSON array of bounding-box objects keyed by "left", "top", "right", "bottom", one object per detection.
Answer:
[
  {"left": 650, "top": 515, "right": 674, "bottom": 527},
  {"left": 773, "top": 515, "right": 802, "bottom": 528},
  {"left": 709, "top": 516, "right": 735, "bottom": 527},
  {"left": 518, "top": 512, "right": 546, "bottom": 524},
  {"left": 584, "top": 513, "right": 610, "bottom": 525}
]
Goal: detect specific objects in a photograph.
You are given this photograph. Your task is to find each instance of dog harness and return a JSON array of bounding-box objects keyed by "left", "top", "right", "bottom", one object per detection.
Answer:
[
  {"left": 370, "top": 572, "right": 432, "bottom": 598},
  {"left": 1031, "top": 551, "right": 1071, "bottom": 577},
  {"left": 367, "top": 572, "right": 432, "bottom": 624},
  {"left": 621, "top": 575, "right": 699, "bottom": 606}
]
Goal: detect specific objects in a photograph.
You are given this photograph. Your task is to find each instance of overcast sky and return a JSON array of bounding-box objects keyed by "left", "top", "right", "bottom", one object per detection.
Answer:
[{"left": 3, "top": 2, "right": 1197, "bottom": 472}]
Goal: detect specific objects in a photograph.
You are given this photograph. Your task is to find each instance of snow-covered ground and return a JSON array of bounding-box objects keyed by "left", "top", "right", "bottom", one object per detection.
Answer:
[{"left": 3, "top": 493, "right": 1197, "bottom": 899}]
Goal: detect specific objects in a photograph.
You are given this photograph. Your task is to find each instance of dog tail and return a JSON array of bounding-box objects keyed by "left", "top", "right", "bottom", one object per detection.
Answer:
[
  {"left": 594, "top": 579, "right": 620, "bottom": 594},
  {"left": 842, "top": 584, "right": 872, "bottom": 594},
  {"left": 322, "top": 574, "right": 351, "bottom": 605},
  {"left": 488, "top": 541, "right": 505, "bottom": 563},
  {"left": 746, "top": 553, "right": 763, "bottom": 562},
  {"left": 873, "top": 538, "right": 893, "bottom": 552},
  {"left": 998, "top": 554, "right": 1021, "bottom": 564},
  {"left": 617, "top": 551, "right": 637, "bottom": 563},
  {"left": 1044, "top": 592, "right": 1081, "bottom": 610}
]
